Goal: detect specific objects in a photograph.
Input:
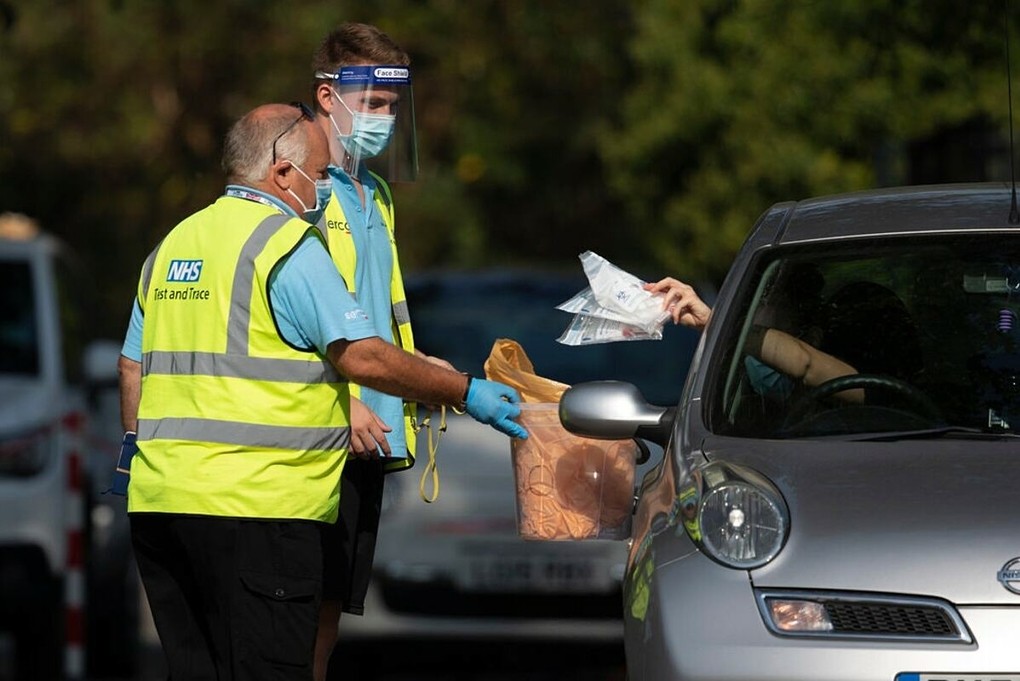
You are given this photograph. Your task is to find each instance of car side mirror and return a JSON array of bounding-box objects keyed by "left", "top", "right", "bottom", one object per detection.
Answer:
[{"left": 558, "top": 380, "right": 675, "bottom": 447}]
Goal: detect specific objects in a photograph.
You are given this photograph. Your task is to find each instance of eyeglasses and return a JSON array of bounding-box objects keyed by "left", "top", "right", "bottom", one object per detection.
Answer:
[{"left": 271, "top": 101, "right": 315, "bottom": 165}]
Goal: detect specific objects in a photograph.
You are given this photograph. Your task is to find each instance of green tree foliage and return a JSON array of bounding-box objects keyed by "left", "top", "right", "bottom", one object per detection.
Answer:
[
  {"left": 0, "top": 0, "right": 1018, "bottom": 338},
  {"left": 604, "top": 0, "right": 1017, "bottom": 283},
  {"left": 382, "top": 1, "right": 637, "bottom": 270}
]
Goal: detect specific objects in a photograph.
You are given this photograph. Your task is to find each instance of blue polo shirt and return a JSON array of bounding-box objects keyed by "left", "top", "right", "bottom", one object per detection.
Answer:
[
  {"left": 121, "top": 187, "right": 376, "bottom": 361},
  {"left": 329, "top": 166, "right": 408, "bottom": 457}
]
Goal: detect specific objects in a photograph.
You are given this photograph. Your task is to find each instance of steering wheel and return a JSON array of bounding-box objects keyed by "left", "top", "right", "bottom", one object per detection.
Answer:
[{"left": 781, "top": 373, "right": 942, "bottom": 432}]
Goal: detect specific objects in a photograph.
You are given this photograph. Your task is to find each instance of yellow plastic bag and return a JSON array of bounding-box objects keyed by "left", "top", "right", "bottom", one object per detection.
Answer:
[{"left": 483, "top": 339, "right": 637, "bottom": 540}]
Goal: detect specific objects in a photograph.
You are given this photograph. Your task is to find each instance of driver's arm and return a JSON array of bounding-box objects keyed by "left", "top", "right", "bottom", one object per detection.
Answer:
[{"left": 749, "top": 326, "right": 863, "bottom": 402}]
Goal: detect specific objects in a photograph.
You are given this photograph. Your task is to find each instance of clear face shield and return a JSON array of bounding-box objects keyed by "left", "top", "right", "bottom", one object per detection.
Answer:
[{"left": 316, "top": 65, "right": 419, "bottom": 183}]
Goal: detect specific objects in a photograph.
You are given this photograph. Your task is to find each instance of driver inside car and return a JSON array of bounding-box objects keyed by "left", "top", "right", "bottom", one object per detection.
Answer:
[{"left": 645, "top": 267, "right": 862, "bottom": 403}]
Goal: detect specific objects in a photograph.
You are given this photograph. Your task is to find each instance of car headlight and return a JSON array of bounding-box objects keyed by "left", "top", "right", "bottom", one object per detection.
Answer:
[{"left": 692, "top": 464, "right": 788, "bottom": 569}]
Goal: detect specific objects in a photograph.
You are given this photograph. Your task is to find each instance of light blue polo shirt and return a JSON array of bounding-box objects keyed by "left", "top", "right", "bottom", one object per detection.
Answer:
[
  {"left": 329, "top": 166, "right": 408, "bottom": 458},
  {"left": 121, "top": 187, "right": 377, "bottom": 362}
]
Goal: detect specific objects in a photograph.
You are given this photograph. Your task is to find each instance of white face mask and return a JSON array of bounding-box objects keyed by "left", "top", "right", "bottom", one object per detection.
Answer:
[
  {"left": 329, "top": 88, "right": 397, "bottom": 160},
  {"left": 287, "top": 163, "right": 332, "bottom": 223}
]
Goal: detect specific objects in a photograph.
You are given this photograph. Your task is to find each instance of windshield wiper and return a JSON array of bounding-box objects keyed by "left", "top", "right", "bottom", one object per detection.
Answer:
[{"left": 846, "top": 426, "right": 1020, "bottom": 442}]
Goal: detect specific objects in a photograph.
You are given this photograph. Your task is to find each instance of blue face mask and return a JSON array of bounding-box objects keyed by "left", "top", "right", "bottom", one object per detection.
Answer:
[
  {"left": 744, "top": 355, "right": 795, "bottom": 399},
  {"left": 287, "top": 163, "right": 332, "bottom": 225},
  {"left": 331, "top": 89, "right": 396, "bottom": 160}
]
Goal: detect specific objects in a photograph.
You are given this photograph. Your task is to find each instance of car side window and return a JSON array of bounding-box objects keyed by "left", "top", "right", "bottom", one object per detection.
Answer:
[
  {"left": 0, "top": 260, "right": 39, "bottom": 375},
  {"left": 712, "top": 236, "right": 1020, "bottom": 438}
]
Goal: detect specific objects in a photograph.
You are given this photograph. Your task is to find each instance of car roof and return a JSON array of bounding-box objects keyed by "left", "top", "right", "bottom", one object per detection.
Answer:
[{"left": 748, "top": 182, "right": 1020, "bottom": 248}]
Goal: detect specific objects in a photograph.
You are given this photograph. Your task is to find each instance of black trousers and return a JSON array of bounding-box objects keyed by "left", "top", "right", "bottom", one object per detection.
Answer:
[{"left": 130, "top": 513, "right": 324, "bottom": 681}]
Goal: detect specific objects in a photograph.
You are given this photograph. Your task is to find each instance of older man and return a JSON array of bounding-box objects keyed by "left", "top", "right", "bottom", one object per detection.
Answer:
[{"left": 117, "top": 102, "right": 526, "bottom": 681}]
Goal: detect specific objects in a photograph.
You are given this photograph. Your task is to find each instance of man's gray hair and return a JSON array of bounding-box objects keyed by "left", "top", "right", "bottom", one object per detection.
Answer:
[{"left": 222, "top": 106, "right": 311, "bottom": 185}]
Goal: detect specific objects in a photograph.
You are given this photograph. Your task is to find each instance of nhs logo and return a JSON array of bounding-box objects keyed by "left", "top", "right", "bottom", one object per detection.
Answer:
[{"left": 166, "top": 259, "right": 203, "bottom": 282}]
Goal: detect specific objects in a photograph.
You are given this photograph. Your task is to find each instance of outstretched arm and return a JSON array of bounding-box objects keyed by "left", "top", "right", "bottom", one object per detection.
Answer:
[
  {"left": 644, "top": 277, "right": 713, "bottom": 331},
  {"left": 329, "top": 337, "right": 528, "bottom": 438}
]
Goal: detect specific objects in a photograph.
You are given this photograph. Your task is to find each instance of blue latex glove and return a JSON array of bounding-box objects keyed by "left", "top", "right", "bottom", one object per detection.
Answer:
[
  {"left": 464, "top": 378, "right": 529, "bottom": 439},
  {"left": 108, "top": 431, "right": 137, "bottom": 496}
]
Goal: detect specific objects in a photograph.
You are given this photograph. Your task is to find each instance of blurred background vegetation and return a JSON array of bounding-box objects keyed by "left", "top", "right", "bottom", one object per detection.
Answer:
[{"left": 0, "top": 0, "right": 1017, "bottom": 340}]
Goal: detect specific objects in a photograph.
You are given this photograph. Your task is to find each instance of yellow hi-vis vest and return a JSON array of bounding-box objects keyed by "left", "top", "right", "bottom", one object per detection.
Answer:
[
  {"left": 321, "top": 172, "right": 416, "bottom": 473},
  {"left": 130, "top": 197, "right": 350, "bottom": 522}
]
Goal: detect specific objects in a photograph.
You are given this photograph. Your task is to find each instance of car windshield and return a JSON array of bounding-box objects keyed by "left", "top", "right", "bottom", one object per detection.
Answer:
[
  {"left": 405, "top": 271, "right": 701, "bottom": 406},
  {"left": 709, "top": 234, "right": 1020, "bottom": 438},
  {"left": 0, "top": 260, "right": 38, "bottom": 375}
]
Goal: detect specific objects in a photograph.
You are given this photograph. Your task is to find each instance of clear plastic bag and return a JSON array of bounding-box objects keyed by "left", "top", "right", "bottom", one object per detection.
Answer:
[
  {"left": 510, "top": 404, "right": 636, "bottom": 540},
  {"left": 580, "top": 251, "right": 670, "bottom": 334},
  {"left": 555, "top": 251, "right": 669, "bottom": 345},
  {"left": 483, "top": 339, "right": 638, "bottom": 540}
]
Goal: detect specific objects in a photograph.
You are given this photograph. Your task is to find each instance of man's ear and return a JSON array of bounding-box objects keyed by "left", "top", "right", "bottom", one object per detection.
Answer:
[
  {"left": 272, "top": 161, "right": 294, "bottom": 192},
  {"left": 315, "top": 83, "right": 334, "bottom": 114}
]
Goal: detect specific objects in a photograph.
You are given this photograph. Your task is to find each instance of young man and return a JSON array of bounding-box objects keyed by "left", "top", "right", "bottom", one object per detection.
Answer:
[{"left": 305, "top": 23, "right": 453, "bottom": 680}]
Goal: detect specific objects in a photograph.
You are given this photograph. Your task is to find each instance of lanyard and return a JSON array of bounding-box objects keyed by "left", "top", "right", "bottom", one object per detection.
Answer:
[
  {"left": 224, "top": 187, "right": 289, "bottom": 213},
  {"left": 412, "top": 407, "right": 449, "bottom": 503}
]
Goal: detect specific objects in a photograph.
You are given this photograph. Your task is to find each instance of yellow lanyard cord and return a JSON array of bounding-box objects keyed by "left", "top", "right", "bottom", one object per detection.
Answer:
[{"left": 413, "top": 406, "right": 448, "bottom": 503}]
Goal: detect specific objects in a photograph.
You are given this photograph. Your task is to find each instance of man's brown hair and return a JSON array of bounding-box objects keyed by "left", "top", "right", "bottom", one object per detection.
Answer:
[{"left": 311, "top": 22, "right": 410, "bottom": 89}]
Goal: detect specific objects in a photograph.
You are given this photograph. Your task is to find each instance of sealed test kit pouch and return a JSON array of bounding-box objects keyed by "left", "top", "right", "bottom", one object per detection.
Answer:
[{"left": 483, "top": 339, "right": 638, "bottom": 540}]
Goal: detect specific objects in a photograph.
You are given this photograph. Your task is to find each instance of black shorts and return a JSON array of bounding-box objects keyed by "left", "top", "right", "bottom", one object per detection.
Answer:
[
  {"left": 131, "top": 513, "right": 323, "bottom": 681},
  {"left": 322, "top": 457, "right": 385, "bottom": 614}
]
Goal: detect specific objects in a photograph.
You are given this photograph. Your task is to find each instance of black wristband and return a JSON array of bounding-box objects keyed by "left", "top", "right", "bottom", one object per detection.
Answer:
[{"left": 460, "top": 374, "right": 473, "bottom": 409}]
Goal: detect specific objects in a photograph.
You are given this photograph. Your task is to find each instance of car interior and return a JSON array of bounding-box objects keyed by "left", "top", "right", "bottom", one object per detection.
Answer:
[{"left": 713, "top": 235, "right": 1020, "bottom": 438}]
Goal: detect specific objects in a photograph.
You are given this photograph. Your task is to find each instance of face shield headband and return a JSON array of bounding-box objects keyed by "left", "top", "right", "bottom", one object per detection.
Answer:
[{"left": 315, "top": 65, "right": 419, "bottom": 183}]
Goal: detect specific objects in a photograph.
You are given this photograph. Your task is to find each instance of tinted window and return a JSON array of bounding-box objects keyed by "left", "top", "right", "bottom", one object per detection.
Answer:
[
  {"left": 0, "top": 260, "right": 39, "bottom": 375},
  {"left": 405, "top": 271, "right": 701, "bottom": 406},
  {"left": 709, "top": 235, "right": 1020, "bottom": 437}
]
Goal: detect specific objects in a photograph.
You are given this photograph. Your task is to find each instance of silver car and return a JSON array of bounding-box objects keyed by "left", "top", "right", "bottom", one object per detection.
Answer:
[
  {"left": 338, "top": 270, "right": 701, "bottom": 644},
  {"left": 561, "top": 183, "right": 1020, "bottom": 680}
]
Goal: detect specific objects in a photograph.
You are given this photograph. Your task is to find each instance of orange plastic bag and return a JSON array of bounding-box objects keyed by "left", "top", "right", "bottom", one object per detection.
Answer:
[
  {"left": 484, "top": 339, "right": 637, "bottom": 540},
  {"left": 483, "top": 338, "right": 570, "bottom": 404}
]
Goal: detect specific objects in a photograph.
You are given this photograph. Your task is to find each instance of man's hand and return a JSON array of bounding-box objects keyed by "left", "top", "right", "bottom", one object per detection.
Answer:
[
  {"left": 464, "top": 378, "right": 528, "bottom": 439},
  {"left": 109, "top": 431, "right": 137, "bottom": 496},
  {"left": 348, "top": 396, "right": 392, "bottom": 459},
  {"left": 420, "top": 353, "right": 456, "bottom": 372}
]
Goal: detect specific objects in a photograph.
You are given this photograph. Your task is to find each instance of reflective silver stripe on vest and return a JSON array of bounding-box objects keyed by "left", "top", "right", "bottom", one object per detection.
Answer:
[
  {"left": 227, "top": 213, "right": 292, "bottom": 354},
  {"left": 140, "top": 213, "right": 347, "bottom": 452},
  {"left": 142, "top": 214, "right": 337, "bottom": 384},
  {"left": 392, "top": 299, "right": 410, "bottom": 325},
  {"left": 140, "top": 243, "right": 162, "bottom": 306},
  {"left": 143, "top": 350, "right": 340, "bottom": 383},
  {"left": 137, "top": 417, "right": 351, "bottom": 452}
]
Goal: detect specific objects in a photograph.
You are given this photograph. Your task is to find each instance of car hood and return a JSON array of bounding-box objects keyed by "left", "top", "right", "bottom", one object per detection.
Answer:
[{"left": 701, "top": 436, "right": 1020, "bottom": 605}]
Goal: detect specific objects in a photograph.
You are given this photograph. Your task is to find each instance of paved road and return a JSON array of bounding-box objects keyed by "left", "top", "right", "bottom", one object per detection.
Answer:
[
  {"left": 128, "top": 638, "right": 625, "bottom": 681},
  {"left": 327, "top": 640, "right": 626, "bottom": 681},
  {"left": 110, "top": 594, "right": 628, "bottom": 681}
]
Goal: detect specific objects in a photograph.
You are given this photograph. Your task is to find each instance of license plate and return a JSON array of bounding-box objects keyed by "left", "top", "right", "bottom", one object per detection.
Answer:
[
  {"left": 462, "top": 555, "right": 609, "bottom": 593},
  {"left": 896, "top": 674, "right": 1020, "bottom": 681}
]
